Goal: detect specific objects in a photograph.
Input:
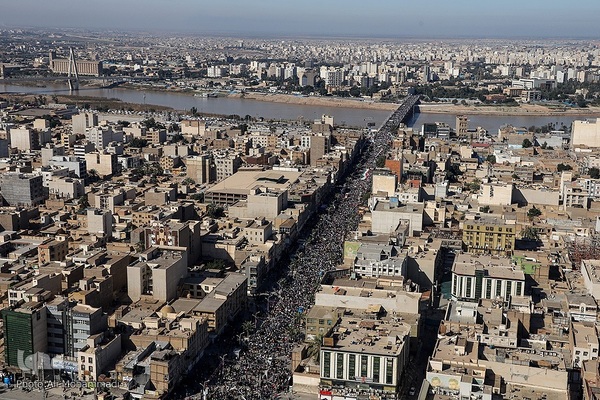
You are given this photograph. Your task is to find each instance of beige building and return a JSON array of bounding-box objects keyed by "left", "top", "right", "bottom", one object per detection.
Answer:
[
  {"left": 77, "top": 333, "right": 121, "bottom": 381},
  {"left": 127, "top": 250, "right": 188, "bottom": 302},
  {"left": 38, "top": 239, "right": 68, "bottom": 265},
  {"left": 371, "top": 200, "right": 423, "bottom": 236},
  {"left": 72, "top": 112, "right": 98, "bottom": 135},
  {"left": 573, "top": 119, "right": 600, "bottom": 148},
  {"left": 185, "top": 155, "right": 215, "bottom": 184},
  {"left": 372, "top": 170, "right": 397, "bottom": 197},
  {"left": 476, "top": 183, "right": 513, "bottom": 206},
  {"left": 462, "top": 218, "right": 516, "bottom": 256},
  {"left": 85, "top": 152, "right": 118, "bottom": 177},
  {"left": 10, "top": 127, "right": 39, "bottom": 151},
  {"left": 243, "top": 218, "right": 273, "bottom": 245},
  {"left": 192, "top": 273, "right": 247, "bottom": 335}
]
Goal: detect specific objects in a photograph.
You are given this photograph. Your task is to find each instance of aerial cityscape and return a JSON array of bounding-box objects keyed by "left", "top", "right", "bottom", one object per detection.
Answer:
[{"left": 2, "top": 2, "right": 600, "bottom": 400}]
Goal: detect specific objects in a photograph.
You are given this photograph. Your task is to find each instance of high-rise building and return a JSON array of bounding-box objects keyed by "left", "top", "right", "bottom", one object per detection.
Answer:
[
  {"left": 2, "top": 302, "right": 48, "bottom": 369},
  {"left": 86, "top": 126, "right": 123, "bottom": 150},
  {"left": 46, "top": 297, "right": 106, "bottom": 357},
  {"left": 9, "top": 127, "right": 40, "bottom": 151},
  {"left": 456, "top": 115, "right": 468, "bottom": 138},
  {"left": 0, "top": 173, "right": 46, "bottom": 206},
  {"left": 309, "top": 134, "right": 330, "bottom": 166},
  {"left": 71, "top": 112, "right": 98, "bottom": 135}
]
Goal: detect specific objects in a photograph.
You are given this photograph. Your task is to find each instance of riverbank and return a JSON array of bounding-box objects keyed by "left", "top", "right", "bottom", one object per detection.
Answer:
[
  {"left": 228, "top": 92, "right": 399, "bottom": 111},
  {"left": 1, "top": 92, "right": 174, "bottom": 113},
  {"left": 418, "top": 102, "right": 600, "bottom": 117}
]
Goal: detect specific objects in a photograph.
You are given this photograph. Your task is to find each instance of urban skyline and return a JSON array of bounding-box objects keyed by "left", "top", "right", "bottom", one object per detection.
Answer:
[{"left": 2, "top": 1, "right": 600, "bottom": 39}]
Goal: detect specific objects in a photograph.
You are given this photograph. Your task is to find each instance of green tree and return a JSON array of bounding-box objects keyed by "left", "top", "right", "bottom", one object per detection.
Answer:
[
  {"left": 191, "top": 193, "right": 204, "bottom": 202},
  {"left": 486, "top": 155, "right": 496, "bottom": 164},
  {"left": 241, "top": 320, "right": 254, "bottom": 338},
  {"left": 77, "top": 195, "right": 89, "bottom": 211},
  {"left": 527, "top": 206, "right": 542, "bottom": 220},
  {"left": 468, "top": 179, "right": 481, "bottom": 192},
  {"left": 375, "top": 155, "right": 386, "bottom": 168},
  {"left": 521, "top": 227, "right": 540, "bottom": 241},
  {"left": 205, "top": 259, "right": 227, "bottom": 270},
  {"left": 557, "top": 163, "right": 573, "bottom": 172},
  {"left": 522, "top": 138, "right": 533, "bottom": 148},
  {"left": 130, "top": 137, "right": 148, "bottom": 148},
  {"left": 480, "top": 205, "right": 490, "bottom": 213},
  {"left": 87, "top": 169, "right": 99, "bottom": 183},
  {"left": 182, "top": 177, "right": 195, "bottom": 186},
  {"left": 170, "top": 133, "right": 185, "bottom": 143},
  {"left": 306, "top": 334, "right": 324, "bottom": 362},
  {"left": 206, "top": 204, "right": 225, "bottom": 219},
  {"left": 590, "top": 167, "right": 600, "bottom": 179}
]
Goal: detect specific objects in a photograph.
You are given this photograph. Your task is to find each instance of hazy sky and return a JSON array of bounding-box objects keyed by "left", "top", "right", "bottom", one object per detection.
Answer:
[{"left": 2, "top": 0, "right": 600, "bottom": 38}]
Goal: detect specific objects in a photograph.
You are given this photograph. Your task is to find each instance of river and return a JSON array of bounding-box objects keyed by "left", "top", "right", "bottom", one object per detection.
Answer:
[
  {"left": 1, "top": 82, "right": 592, "bottom": 132},
  {"left": 0, "top": 83, "right": 393, "bottom": 128}
]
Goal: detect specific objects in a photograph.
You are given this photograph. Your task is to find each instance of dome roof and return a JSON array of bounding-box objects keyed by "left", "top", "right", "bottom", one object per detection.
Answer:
[{"left": 160, "top": 305, "right": 175, "bottom": 317}]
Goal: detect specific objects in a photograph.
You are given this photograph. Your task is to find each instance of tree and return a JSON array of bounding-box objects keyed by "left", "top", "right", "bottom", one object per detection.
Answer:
[
  {"left": 468, "top": 179, "right": 481, "bottom": 192},
  {"left": 522, "top": 138, "right": 533, "bottom": 148},
  {"left": 486, "top": 155, "right": 496, "bottom": 164},
  {"left": 557, "top": 163, "right": 573, "bottom": 172},
  {"left": 168, "top": 123, "right": 181, "bottom": 133},
  {"left": 590, "top": 167, "right": 600, "bottom": 179},
  {"left": 77, "top": 195, "right": 89, "bottom": 211},
  {"left": 190, "top": 193, "right": 204, "bottom": 202},
  {"left": 170, "top": 133, "right": 185, "bottom": 143},
  {"left": 130, "top": 137, "right": 148, "bottom": 148},
  {"left": 306, "top": 334, "right": 324, "bottom": 362},
  {"left": 480, "top": 205, "right": 490, "bottom": 213},
  {"left": 349, "top": 86, "right": 361, "bottom": 97},
  {"left": 206, "top": 204, "right": 225, "bottom": 219},
  {"left": 87, "top": 169, "right": 99, "bottom": 183},
  {"left": 241, "top": 320, "right": 254, "bottom": 338},
  {"left": 205, "top": 259, "right": 227, "bottom": 270},
  {"left": 527, "top": 206, "right": 542, "bottom": 220},
  {"left": 521, "top": 227, "right": 540, "bottom": 241},
  {"left": 182, "top": 177, "right": 196, "bottom": 186},
  {"left": 375, "top": 155, "right": 386, "bottom": 168}
]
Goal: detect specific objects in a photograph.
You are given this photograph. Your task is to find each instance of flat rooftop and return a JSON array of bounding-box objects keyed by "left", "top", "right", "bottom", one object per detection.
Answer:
[
  {"left": 452, "top": 253, "right": 525, "bottom": 281},
  {"left": 322, "top": 317, "right": 411, "bottom": 356},
  {"left": 206, "top": 169, "right": 303, "bottom": 196}
]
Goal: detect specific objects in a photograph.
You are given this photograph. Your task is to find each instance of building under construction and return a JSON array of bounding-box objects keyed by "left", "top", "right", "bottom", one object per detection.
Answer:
[
  {"left": 566, "top": 235, "right": 600, "bottom": 267},
  {"left": 49, "top": 50, "right": 102, "bottom": 76}
]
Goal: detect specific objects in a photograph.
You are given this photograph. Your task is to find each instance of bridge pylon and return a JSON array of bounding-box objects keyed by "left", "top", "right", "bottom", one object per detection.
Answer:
[{"left": 67, "top": 47, "right": 80, "bottom": 91}]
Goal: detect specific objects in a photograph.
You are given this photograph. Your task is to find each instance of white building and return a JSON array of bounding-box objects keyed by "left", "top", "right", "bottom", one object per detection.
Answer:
[{"left": 451, "top": 253, "right": 525, "bottom": 303}]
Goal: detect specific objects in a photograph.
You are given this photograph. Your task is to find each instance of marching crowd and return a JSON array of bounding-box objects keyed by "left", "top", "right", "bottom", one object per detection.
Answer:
[{"left": 187, "top": 97, "right": 417, "bottom": 400}]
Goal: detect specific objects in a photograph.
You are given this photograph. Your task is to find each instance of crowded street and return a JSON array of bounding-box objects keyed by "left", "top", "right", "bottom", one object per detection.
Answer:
[{"left": 186, "top": 97, "right": 418, "bottom": 400}]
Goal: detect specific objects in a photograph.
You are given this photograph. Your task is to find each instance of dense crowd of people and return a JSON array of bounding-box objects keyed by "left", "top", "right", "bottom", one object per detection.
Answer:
[{"left": 185, "top": 97, "right": 418, "bottom": 400}]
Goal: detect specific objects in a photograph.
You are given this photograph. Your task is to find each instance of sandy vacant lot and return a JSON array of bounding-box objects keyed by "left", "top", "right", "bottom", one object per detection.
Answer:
[
  {"left": 232, "top": 92, "right": 399, "bottom": 111},
  {"left": 418, "top": 102, "right": 600, "bottom": 117}
]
